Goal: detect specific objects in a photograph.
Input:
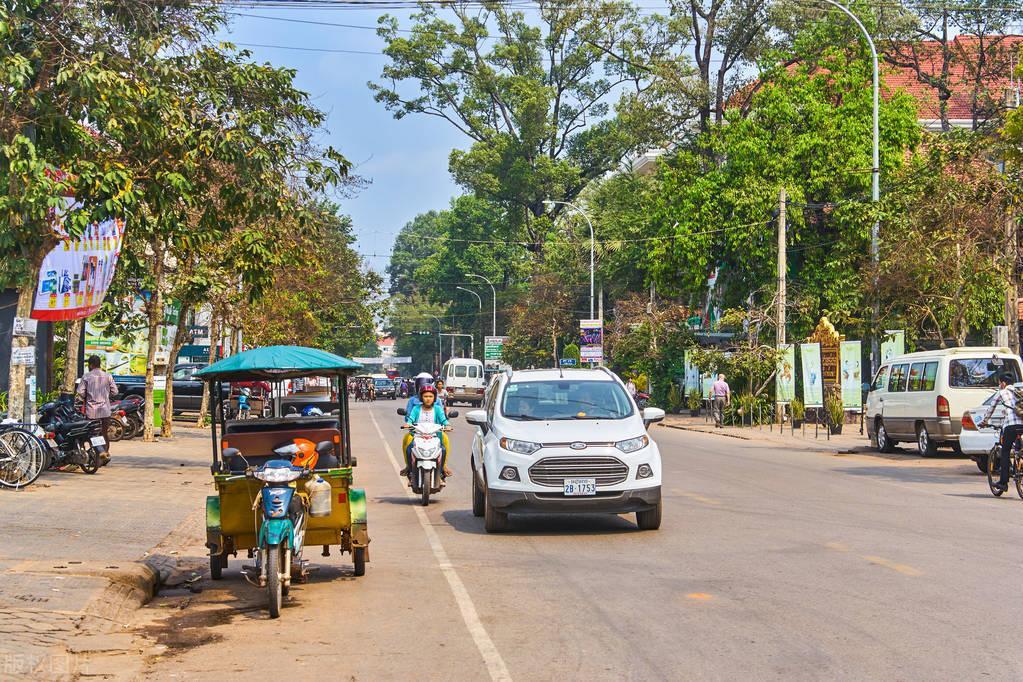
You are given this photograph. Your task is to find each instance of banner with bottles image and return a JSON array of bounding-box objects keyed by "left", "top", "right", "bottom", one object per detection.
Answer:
[
  {"left": 840, "top": 341, "right": 862, "bottom": 408},
  {"left": 776, "top": 344, "right": 795, "bottom": 402},
  {"left": 880, "top": 330, "right": 905, "bottom": 365},
  {"left": 800, "top": 343, "right": 824, "bottom": 407},
  {"left": 684, "top": 350, "right": 700, "bottom": 395}
]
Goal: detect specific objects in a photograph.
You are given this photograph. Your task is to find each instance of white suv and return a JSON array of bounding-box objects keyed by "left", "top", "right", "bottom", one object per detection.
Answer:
[{"left": 466, "top": 368, "right": 665, "bottom": 533}]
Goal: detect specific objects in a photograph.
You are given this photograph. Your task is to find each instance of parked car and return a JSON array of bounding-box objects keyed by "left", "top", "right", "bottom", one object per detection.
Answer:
[
  {"left": 466, "top": 367, "right": 665, "bottom": 533},
  {"left": 119, "top": 363, "right": 228, "bottom": 413},
  {"left": 440, "top": 358, "right": 486, "bottom": 406},
  {"left": 958, "top": 386, "right": 1023, "bottom": 472},
  {"left": 865, "top": 347, "right": 1023, "bottom": 457}
]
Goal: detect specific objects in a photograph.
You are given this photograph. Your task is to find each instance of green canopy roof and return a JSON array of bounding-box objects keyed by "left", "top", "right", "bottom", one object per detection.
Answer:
[{"left": 194, "top": 346, "right": 362, "bottom": 381}]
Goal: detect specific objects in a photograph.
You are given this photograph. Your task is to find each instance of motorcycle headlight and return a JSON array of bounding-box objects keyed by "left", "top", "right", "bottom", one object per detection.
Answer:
[
  {"left": 615, "top": 435, "right": 649, "bottom": 454},
  {"left": 500, "top": 437, "right": 541, "bottom": 455},
  {"left": 255, "top": 468, "right": 302, "bottom": 483}
]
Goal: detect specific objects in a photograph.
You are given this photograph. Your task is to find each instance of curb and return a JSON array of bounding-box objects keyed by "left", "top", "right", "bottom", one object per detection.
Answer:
[{"left": 657, "top": 421, "right": 873, "bottom": 456}]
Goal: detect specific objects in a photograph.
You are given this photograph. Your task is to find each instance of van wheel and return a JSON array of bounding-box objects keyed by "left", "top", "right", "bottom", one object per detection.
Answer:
[
  {"left": 876, "top": 420, "right": 897, "bottom": 453},
  {"left": 917, "top": 424, "right": 938, "bottom": 457}
]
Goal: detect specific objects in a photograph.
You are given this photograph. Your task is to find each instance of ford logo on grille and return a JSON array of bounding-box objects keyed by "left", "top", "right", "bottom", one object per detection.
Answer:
[{"left": 570, "top": 442, "right": 587, "bottom": 450}]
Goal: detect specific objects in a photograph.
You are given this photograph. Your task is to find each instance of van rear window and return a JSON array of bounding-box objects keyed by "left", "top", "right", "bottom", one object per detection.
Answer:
[
  {"left": 949, "top": 358, "right": 1022, "bottom": 388},
  {"left": 454, "top": 365, "right": 468, "bottom": 378}
]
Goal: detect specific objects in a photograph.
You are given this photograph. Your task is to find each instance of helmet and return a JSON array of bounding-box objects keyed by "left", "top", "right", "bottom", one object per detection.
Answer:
[
  {"left": 419, "top": 383, "right": 437, "bottom": 398},
  {"left": 1000, "top": 372, "right": 1015, "bottom": 385},
  {"left": 302, "top": 406, "right": 324, "bottom": 417},
  {"left": 241, "top": 387, "right": 251, "bottom": 396},
  {"left": 276, "top": 438, "right": 319, "bottom": 469},
  {"left": 414, "top": 372, "right": 434, "bottom": 394}
]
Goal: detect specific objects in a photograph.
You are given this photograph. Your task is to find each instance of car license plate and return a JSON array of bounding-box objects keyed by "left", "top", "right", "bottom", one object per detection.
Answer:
[
  {"left": 90, "top": 436, "right": 106, "bottom": 447},
  {"left": 564, "top": 478, "right": 597, "bottom": 496}
]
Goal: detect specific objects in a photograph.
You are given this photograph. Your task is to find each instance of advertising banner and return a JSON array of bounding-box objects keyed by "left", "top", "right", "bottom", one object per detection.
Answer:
[
  {"left": 579, "top": 319, "right": 603, "bottom": 365},
  {"left": 800, "top": 343, "right": 824, "bottom": 407},
  {"left": 31, "top": 198, "right": 125, "bottom": 321},
  {"left": 684, "top": 350, "right": 700, "bottom": 395},
  {"left": 776, "top": 344, "right": 795, "bottom": 402},
  {"left": 702, "top": 373, "right": 714, "bottom": 399},
  {"left": 881, "top": 330, "right": 905, "bottom": 364},
  {"left": 840, "top": 341, "right": 862, "bottom": 408}
]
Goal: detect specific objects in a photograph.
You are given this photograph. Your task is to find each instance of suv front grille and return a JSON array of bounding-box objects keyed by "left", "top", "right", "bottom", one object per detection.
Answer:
[{"left": 528, "top": 456, "right": 628, "bottom": 487}]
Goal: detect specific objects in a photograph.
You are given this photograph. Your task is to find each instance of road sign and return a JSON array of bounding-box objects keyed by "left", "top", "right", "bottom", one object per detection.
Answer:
[
  {"left": 13, "top": 317, "right": 37, "bottom": 338},
  {"left": 559, "top": 358, "right": 577, "bottom": 367},
  {"left": 11, "top": 346, "right": 35, "bottom": 366},
  {"left": 484, "top": 336, "right": 508, "bottom": 360}
]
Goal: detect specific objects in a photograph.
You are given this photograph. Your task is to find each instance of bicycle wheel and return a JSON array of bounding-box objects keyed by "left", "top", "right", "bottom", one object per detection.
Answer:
[
  {"left": 987, "top": 445, "right": 1005, "bottom": 496},
  {"left": 1014, "top": 454, "right": 1023, "bottom": 500},
  {"left": 0, "top": 429, "right": 47, "bottom": 489}
]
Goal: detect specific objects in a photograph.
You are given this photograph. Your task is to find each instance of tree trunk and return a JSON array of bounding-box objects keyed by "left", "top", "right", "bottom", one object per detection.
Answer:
[
  {"left": 61, "top": 319, "right": 84, "bottom": 394},
  {"left": 7, "top": 281, "right": 37, "bottom": 421},
  {"left": 197, "top": 312, "right": 221, "bottom": 428},
  {"left": 161, "top": 301, "right": 193, "bottom": 438}
]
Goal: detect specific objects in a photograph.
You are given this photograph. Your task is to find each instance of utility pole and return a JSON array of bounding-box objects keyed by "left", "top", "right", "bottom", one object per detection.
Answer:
[
  {"left": 777, "top": 188, "right": 787, "bottom": 424},
  {"left": 777, "top": 188, "right": 787, "bottom": 348},
  {"left": 1006, "top": 208, "right": 1019, "bottom": 354}
]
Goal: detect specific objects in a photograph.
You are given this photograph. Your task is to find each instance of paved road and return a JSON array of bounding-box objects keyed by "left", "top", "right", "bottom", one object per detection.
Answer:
[{"left": 141, "top": 400, "right": 1023, "bottom": 680}]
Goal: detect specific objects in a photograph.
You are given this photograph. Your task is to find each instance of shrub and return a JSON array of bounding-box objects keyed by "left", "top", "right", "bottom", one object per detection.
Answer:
[
  {"left": 826, "top": 395, "right": 845, "bottom": 426},
  {"left": 791, "top": 397, "right": 805, "bottom": 420},
  {"left": 686, "top": 389, "right": 702, "bottom": 411},
  {"left": 667, "top": 383, "right": 683, "bottom": 413},
  {"left": 726, "top": 393, "right": 773, "bottom": 426}
]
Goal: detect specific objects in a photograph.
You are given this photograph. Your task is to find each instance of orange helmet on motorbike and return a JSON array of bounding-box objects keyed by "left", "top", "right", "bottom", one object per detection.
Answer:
[{"left": 282, "top": 438, "right": 319, "bottom": 469}]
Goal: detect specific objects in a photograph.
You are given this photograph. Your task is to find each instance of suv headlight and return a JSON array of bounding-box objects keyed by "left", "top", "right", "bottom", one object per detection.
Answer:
[
  {"left": 615, "top": 435, "right": 649, "bottom": 454},
  {"left": 500, "top": 437, "right": 541, "bottom": 455}
]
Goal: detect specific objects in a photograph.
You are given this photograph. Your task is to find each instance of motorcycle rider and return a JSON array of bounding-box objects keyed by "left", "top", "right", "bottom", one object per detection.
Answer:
[
  {"left": 400, "top": 384, "right": 452, "bottom": 479},
  {"left": 979, "top": 372, "right": 1023, "bottom": 494}
]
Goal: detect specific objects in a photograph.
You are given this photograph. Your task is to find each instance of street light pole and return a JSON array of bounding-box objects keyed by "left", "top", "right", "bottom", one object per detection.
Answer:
[
  {"left": 428, "top": 314, "right": 443, "bottom": 372},
  {"left": 467, "top": 273, "right": 497, "bottom": 336},
  {"left": 456, "top": 286, "right": 484, "bottom": 355},
  {"left": 821, "top": 0, "right": 880, "bottom": 372},
  {"left": 545, "top": 199, "right": 595, "bottom": 319}
]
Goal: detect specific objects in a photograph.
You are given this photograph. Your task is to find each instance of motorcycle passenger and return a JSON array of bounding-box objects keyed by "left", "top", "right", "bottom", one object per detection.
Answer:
[
  {"left": 435, "top": 379, "right": 450, "bottom": 416},
  {"left": 404, "top": 372, "right": 436, "bottom": 412},
  {"left": 400, "top": 384, "right": 452, "bottom": 479},
  {"left": 979, "top": 372, "right": 1023, "bottom": 494}
]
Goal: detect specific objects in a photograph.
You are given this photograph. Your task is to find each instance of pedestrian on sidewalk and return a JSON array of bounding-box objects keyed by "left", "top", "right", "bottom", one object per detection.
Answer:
[
  {"left": 712, "top": 374, "right": 730, "bottom": 428},
  {"left": 78, "top": 355, "right": 117, "bottom": 451}
]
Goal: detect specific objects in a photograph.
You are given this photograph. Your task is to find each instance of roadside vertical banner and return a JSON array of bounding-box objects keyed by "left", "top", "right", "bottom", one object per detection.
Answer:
[
  {"left": 880, "top": 330, "right": 905, "bottom": 364},
  {"left": 684, "top": 350, "right": 699, "bottom": 394},
  {"left": 579, "top": 319, "right": 604, "bottom": 365},
  {"left": 840, "top": 341, "right": 862, "bottom": 408},
  {"left": 31, "top": 196, "right": 125, "bottom": 321},
  {"left": 776, "top": 344, "right": 795, "bottom": 402},
  {"left": 701, "top": 373, "right": 714, "bottom": 399},
  {"left": 800, "top": 343, "right": 824, "bottom": 407}
]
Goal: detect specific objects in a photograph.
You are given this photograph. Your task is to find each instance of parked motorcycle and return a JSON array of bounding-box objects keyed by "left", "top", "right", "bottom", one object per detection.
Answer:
[
  {"left": 37, "top": 395, "right": 108, "bottom": 474},
  {"left": 635, "top": 391, "right": 651, "bottom": 409}
]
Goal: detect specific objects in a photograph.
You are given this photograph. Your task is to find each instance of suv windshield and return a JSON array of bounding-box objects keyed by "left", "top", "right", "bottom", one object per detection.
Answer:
[
  {"left": 374, "top": 379, "right": 391, "bottom": 388},
  {"left": 501, "top": 380, "right": 634, "bottom": 420}
]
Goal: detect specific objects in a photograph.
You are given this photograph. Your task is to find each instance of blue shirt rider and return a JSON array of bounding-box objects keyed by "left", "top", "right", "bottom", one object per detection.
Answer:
[{"left": 400, "top": 384, "right": 452, "bottom": 479}]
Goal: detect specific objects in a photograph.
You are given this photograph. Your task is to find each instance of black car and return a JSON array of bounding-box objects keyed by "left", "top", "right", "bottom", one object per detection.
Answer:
[
  {"left": 374, "top": 377, "right": 398, "bottom": 400},
  {"left": 119, "top": 363, "right": 227, "bottom": 413}
]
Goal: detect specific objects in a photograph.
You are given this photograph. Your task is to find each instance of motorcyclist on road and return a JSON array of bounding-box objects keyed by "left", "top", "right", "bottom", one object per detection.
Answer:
[
  {"left": 979, "top": 372, "right": 1023, "bottom": 494},
  {"left": 400, "top": 384, "right": 452, "bottom": 479}
]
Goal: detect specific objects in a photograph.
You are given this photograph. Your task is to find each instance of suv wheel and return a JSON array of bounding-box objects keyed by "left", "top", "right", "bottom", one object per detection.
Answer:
[
  {"left": 471, "top": 465, "right": 485, "bottom": 518},
  {"left": 917, "top": 423, "right": 938, "bottom": 457},
  {"left": 483, "top": 474, "right": 509, "bottom": 533},
  {"left": 636, "top": 502, "right": 662, "bottom": 531}
]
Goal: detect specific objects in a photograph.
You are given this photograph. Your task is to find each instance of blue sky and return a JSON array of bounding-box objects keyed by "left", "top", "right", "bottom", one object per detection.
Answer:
[{"left": 218, "top": 7, "right": 466, "bottom": 275}]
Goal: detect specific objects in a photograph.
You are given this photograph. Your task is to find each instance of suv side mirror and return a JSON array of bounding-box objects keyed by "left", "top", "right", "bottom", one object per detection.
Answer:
[
  {"left": 642, "top": 407, "right": 665, "bottom": 428},
  {"left": 465, "top": 410, "right": 487, "bottom": 427}
]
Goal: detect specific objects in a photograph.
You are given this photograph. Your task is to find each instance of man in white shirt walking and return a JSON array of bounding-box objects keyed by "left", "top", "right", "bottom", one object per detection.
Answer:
[{"left": 711, "top": 374, "right": 730, "bottom": 428}]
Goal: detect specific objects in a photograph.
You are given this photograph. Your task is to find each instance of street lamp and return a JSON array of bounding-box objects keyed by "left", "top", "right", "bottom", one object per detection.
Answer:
[
  {"left": 544, "top": 199, "right": 595, "bottom": 319},
  {"left": 466, "top": 273, "right": 497, "bottom": 336},
  {"left": 457, "top": 286, "right": 484, "bottom": 358},
  {"left": 428, "top": 314, "right": 443, "bottom": 371},
  {"left": 821, "top": 0, "right": 880, "bottom": 371}
]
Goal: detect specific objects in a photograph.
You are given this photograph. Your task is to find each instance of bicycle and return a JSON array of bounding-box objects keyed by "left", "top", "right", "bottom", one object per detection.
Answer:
[
  {"left": 987, "top": 426, "right": 1023, "bottom": 499},
  {"left": 0, "top": 425, "right": 48, "bottom": 489}
]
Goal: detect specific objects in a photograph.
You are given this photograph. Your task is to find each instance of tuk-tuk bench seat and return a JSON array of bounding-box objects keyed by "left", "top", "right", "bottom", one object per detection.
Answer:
[{"left": 221, "top": 427, "right": 342, "bottom": 472}]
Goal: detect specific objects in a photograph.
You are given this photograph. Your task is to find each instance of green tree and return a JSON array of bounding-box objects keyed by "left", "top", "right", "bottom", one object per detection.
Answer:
[{"left": 371, "top": 0, "right": 663, "bottom": 251}]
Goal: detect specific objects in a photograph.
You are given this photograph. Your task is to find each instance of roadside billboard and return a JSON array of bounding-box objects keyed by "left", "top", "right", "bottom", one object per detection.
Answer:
[
  {"left": 881, "top": 330, "right": 905, "bottom": 364},
  {"left": 776, "top": 344, "right": 795, "bottom": 402},
  {"left": 800, "top": 343, "right": 823, "bottom": 407},
  {"left": 840, "top": 341, "right": 862, "bottom": 408},
  {"left": 579, "top": 319, "right": 603, "bottom": 365}
]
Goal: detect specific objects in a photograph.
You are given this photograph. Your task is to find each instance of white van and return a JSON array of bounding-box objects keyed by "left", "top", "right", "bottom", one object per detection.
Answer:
[
  {"left": 865, "top": 347, "right": 1022, "bottom": 456},
  {"left": 440, "top": 358, "right": 486, "bottom": 407}
]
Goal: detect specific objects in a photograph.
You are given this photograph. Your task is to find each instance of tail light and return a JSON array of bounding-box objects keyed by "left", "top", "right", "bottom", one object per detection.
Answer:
[
  {"left": 961, "top": 412, "right": 977, "bottom": 431},
  {"left": 937, "top": 395, "right": 950, "bottom": 418},
  {"left": 46, "top": 432, "right": 55, "bottom": 439},
  {"left": 118, "top": 410, "right": 126, "bottom": 417}
]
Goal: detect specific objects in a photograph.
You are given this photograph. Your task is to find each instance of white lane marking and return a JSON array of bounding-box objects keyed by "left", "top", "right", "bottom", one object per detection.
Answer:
[{"left": 369, "top": 409, "right": 512, "bottom": 682}]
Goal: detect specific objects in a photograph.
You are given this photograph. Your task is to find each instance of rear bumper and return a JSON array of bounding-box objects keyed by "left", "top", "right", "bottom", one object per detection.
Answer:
[
  {"left": 450, "top": 390, "right": 484, "bottom": 403},
  {"left": 488, "top": 486, "right": 661, "bottom": 514}
]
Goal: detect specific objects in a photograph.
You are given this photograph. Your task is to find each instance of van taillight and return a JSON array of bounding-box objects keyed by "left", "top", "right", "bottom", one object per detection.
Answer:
[{"left": 937, "top": 395, "right": 950, "bottom": 418}]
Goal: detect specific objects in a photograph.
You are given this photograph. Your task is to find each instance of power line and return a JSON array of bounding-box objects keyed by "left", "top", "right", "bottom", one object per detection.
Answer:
[{"left": 234, "top": 41, "right": 383, "bottom": 54}]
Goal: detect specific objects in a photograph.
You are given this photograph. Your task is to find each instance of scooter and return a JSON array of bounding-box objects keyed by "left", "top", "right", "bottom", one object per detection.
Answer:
[
  {"left": 225, "top": 440, "right": 332, "bottom": 618},
  {"left": 400, "top": 419, "right": 456, "bottom": 506}
]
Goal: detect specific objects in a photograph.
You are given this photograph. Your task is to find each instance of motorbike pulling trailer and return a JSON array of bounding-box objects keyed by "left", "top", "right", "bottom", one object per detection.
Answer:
[{"left": 196, "top": 346, "right": 368, "bottom": 618}]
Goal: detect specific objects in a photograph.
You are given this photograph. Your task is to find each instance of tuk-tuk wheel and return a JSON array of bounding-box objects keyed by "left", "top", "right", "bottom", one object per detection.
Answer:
[
  {"left": 353, "top": 547, "right": 366, "bottom": 577},
  {"left": 210, "top": 553, "right": 226, "bottom": 580}
]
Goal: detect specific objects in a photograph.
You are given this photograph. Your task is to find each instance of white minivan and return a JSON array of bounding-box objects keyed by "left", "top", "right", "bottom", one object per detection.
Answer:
[
  {"left": 865, "top": 347, "right": 1022, "bottom": 456},
  {"left": 440, "top": 358, "right": 486, "bottom": 407}
]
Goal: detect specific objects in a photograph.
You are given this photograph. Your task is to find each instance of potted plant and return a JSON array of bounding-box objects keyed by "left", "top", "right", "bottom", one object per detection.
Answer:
[
  {"left": 790, "top": 397, "right": 805, "bottom": 428},
  {"left": 687, "top": 390, "right": 702, "bottom": 417},
  {"left": 826, "top": 396, "right": 845, "bottom": 435},
  {"left": 667, "top": 383, "right": 683, "bottom": 414}
]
